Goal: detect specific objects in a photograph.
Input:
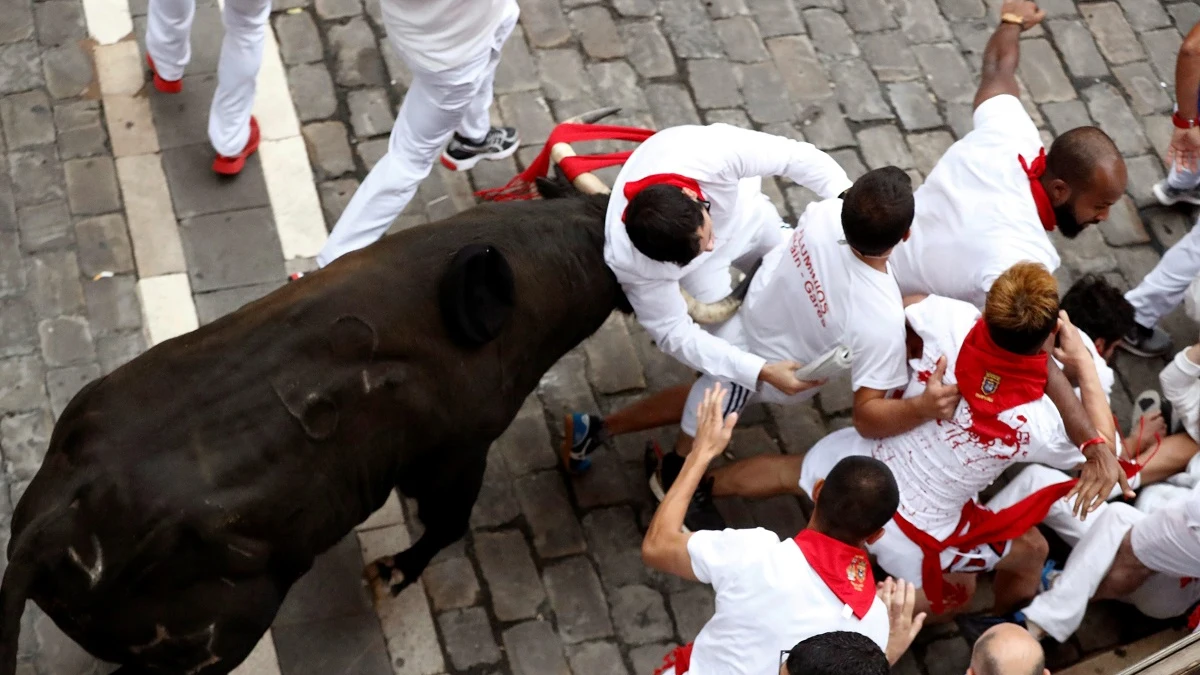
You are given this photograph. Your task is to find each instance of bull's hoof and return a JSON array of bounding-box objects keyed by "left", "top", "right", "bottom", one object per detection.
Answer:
[{"left": 363, "top": 556, "right": 408, "bottom": 607}]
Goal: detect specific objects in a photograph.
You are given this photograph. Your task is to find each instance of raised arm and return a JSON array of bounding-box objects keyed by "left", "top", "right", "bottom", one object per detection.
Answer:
[
  {"left": 708, "top": 125, "right": 853, "bottom": 199},
  {"left": 973, "top": 0, "right": 1046, "bottom": 109},
  {"left": 1167, "top": 23, "right": 1200, "bottom": 172}
]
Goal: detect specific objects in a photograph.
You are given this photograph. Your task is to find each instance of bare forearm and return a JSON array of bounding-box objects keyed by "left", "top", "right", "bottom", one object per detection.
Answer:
[
  {"left": 1178, "top": 29, "right": 1200, "bottom": 119},
  {"left": 854, "top": 397, "right": 927, "bottom": 439},
  {"left": 643, "top": 452, "right": 710, "bottom": 574},
  {"left": 982, "top": 23, "right": 1023, "bottom": 82},
  {"left": 1046, "top": 361, "right": 1100, "bottom": 447}
]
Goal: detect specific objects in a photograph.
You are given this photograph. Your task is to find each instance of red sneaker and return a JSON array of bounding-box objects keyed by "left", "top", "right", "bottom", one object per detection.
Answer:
[
  {"left": 145, "top": 53, "right": 182, "bottom": 94},
  {"left": 212, "top": 117, "right": 261, "bottom": 176}
]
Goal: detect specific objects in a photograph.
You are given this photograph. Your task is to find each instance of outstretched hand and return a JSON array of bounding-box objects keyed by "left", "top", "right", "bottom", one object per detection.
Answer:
[
  {"left": 877, "top": 577, "right": 926, "bottom": 665},
  {"left": 693, "top": 383, "right": 738, "bottom": 462},
  {"left": 1168, "top": 127, "right": 1200, "bottom": 174}
]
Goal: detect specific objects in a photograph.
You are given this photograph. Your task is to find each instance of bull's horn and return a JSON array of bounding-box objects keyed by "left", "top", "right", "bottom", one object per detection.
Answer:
[
  {"left": 682, "top": 259, "right": 764, "bottom": 325},
  {"left": 550, "top": 107, "right": 623, "bottom": 196}
]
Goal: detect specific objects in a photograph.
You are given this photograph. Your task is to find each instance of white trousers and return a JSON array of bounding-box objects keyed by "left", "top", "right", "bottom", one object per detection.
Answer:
[
  {"left": 1125, "top": 219, "right": 1200, "bottom": 328},
  {"left": 145, "top": 0, "right": 270, "bottom": 157},
  {"left": 315, "top": 1, "right": 519, "bottom": 267}
]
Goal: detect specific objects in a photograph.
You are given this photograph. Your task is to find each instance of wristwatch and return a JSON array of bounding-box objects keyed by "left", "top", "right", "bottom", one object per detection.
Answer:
[{"left": 1000, "top": 12, "right": 1025, "bottom": 27}]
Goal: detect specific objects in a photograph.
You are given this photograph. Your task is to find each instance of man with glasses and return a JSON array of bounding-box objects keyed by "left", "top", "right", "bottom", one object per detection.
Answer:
[{"left": 777, "top": 631, "right": 890, "bottom": 675}]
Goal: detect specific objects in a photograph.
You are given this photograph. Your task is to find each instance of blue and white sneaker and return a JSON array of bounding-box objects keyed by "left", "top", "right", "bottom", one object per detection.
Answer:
[
  {"left": 1040, "top": 560, "right": 1061, "bottom": 592},
  {"left": 561, "top": 412, "right": 606, "bottom": 474}
]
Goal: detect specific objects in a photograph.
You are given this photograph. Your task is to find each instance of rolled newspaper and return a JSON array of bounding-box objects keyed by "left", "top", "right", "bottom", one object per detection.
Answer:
[{"left": 794, "top": 345, "right": 852, "bottom": 382}]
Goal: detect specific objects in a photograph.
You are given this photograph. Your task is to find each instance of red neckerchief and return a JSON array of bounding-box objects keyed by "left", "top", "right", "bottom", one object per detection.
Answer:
[
  {"left": 654, "top": 643, "right": 693, "bottom": 675},
  {"left": 793, "top": 530, "right": 876, "bottom": 619},
  {"left": 1019, "top": 149, "right": 1057, "bottom": 231},
  {"left": 953, "top": 319, "right": 1048, "bottom": 447},
  {"left": 621, "top": 173, "right": 705, "bottom": 221}
]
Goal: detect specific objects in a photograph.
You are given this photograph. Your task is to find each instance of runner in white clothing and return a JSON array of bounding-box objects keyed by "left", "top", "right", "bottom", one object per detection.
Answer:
[
  {"left": 641, "top": 385, "right": 926, "bottom": 674},
  {"left": 312, "top": 0, "right": 522, "bottom": 269},
  {"left": 887, "top": 0, "right": 1126, "bottom": 309},
  {"left": 698, "top": 264, "right": 1130, "bottom": 620}
]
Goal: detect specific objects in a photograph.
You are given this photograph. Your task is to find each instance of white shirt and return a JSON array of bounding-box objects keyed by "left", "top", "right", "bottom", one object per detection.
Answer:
[
  {"left": 888, "top": 95, "right": 1061, "bottom": 308},
  {"left": 686, "top": 528, "right": 890, "bottom": 675},
  {"left": 873, "top": 296, "right": 1067, "bottom": 539},
  {"left": 1161, "top": 348, "right": 1200, "bottom": 443},
  {"left": 736, "top": 198, "right": 910, "bottom": 396},
  {"left": 381, "top": 0, "right": 512, "bottom": 72},
  {"left": 605, "top": 124, "right": 854, "bottom": 389}
]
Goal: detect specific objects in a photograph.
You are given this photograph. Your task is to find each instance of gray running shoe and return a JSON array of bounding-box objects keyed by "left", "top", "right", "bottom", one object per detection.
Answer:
[
  {"left": 440, "top": 127, "right": 520, "bottom": 172},
  {"left": 1152, "top": 179, "right": 1200, "bottom": 207},
  {"left": 1121, "top": 323, "right": 1172, "bottom": 358}
]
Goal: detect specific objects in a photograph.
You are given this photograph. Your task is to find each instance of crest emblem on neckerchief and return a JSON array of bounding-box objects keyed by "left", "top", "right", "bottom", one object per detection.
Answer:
[
  {"left": 980, "top": 372, "right": 1001, "bottom": 398},
  {"left": 845, "top": 555, "right": 868, "bottom": 592}
]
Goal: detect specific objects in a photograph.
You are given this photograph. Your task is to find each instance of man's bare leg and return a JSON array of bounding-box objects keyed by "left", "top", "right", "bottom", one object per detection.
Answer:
[
  {"left": 992, "top": 528, "right": 1050, "bottom": 613},
  {"left": 707, "top": 454, "right": 805, "bottom": 499},
  {"left": 1094, "top": 532, "right": 1155, "bottom": 599},
  {"left": 914, "top": 573, "right": 979, "bottom": 624},
  {"left": 607, "top": 383, "right": 692, "bottom": 435},
  {"left": 1132, "top": 432, "right": 1200, "bottom": 486}
]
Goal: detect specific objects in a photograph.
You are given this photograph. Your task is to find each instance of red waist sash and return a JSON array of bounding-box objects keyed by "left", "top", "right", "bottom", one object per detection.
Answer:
[{"left": 654, "top": 642, "right": 693, "bottom": 675}]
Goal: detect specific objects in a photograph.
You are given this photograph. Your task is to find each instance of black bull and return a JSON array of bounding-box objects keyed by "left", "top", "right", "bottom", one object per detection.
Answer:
[{"left": 0, "top": 190, "right": 625, "bottom": 675}]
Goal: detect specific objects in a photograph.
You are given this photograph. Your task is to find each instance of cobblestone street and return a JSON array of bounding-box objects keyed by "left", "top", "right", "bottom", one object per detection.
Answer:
[{"left": 0, "top": 0, "right": 1197, "bottom": 672}]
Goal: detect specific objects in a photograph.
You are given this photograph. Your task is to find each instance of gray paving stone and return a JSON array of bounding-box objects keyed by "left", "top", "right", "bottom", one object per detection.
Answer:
[
  {"left": 587, "top": 61, "right": 648, "bottom": 114},
  {"left": 537, "top": 48, "right": 590, "bottom": 102},
  {"left": 17, "top": 200, "right": 71, "bottom": 253},
  {"left": 0, "top": 230, "right": 23, "bottom": 298},
  {"left": 1053, "top": 225, "right": 1118, "bottom": 277},
  {"left": 1146, "top": 208, "right": 1191, "bottom": 249},
  {"left": 495, "top": 25, "right": 539, "bottom": 94},
  {"left": 54, "top": 100, "right": 106, "bottom": 159},
  {"left": 1017, "top": 38, "right": 1075, "bottom": 103},
  {"left": 273, "top": 612, "right": 393, "bottom": 675},
  {"left": 362, "top": 0, "right": 380, "bottom": 25},
  {"left": 471, "top": 454, "right": 521, "bottom": 530},
  {"left": 474, "top": 529, "right": 546, "bottom": 621},
  {"left": 706, "top": 0, "right": 748, "bottom": 17},
  {"left": 925, "top": 637, "right": 971, "bottom": 675},
  {"left": 1082, "top": 82, "right": 1149, "bottom": 156},
  {"left": 0, "top": 408, "right": 51, "bottom": 480},
  {"left": 503, "top": 620, "right": 570, "bottom": 675},
  {"left": 610, "top": 584, "right": 673, "bottom": 645},
  {"left": 437, "top": 607, "right": 500, "bottom": 670},
  {"left": 0, "top": 294, "right": 35, "bottom": 361},
  {"left": 715, "top": 15, "right": 768, "bottom": 62},
  {"left": 1170, "top": 2, "right": 1200, "bottom": 34},
  {"left": 0, "top": 0, "right": 34, "bottom": 45},
  {"left": 1118, "top": 0, "right": 1171, "bottom": 31},
  {"left": 523, "top": 0, "right": 572, "bottom": 48},
  {"left": 0, "top": 356, "right": 46, "bottom": 413},
  {"left": 0, "top": 174, "right": 13, "bottom": 229},
  {"left": 687, "top": 59, "right": 743, "bottom": 110},
  {"left": 38, "top": 315, "right": 94, "bottom": 367},
  {"left": 1046, "top": 19, "right": 1110, "bottom": 78},
  {"left": 318, "top": 177, "right": 359, "bottom": 226},
  {"left": 9, "top": 148, "right": 64, "bottom": 208},
  {"left": 621, "top": 21, "right": 676, "bottom": 78},
  {"left": 1141, "top": 28, "right": 1184, "bottom": 84},
  {"left": 538, "top": 351, "right": 601, "bottom": 418},
  {"left": 492, "top": 398, "right": 556, "bottom": 476},
  {"left": 422, "top": 556, "right": 480, "bottom": 612},
  {"left": 63, "top": 157, "right": 120, "bottom": 216},
  {"left": 301, "top": 121, "right": 355, "bottom": 179},
  {"left": 799, "top": 97, "right": 856, "bottom": 149},
  {"left": 543, "top": 557, "right": 613, "bottom": 644},
  {"left": 95, "top": 331, "right": 145, "bottom": 375},
  {"left": 629, "top": 642, "right": 678, "bottom": 675},
  {"left": 287, "top": 63, "right": 339, "bottom": 122},
  {"left": 161, "top": 143, "right": 271, "bottom": 219},
  {"left": 497, "top": 91, "right": 555, "bottom": 146},
  {"left": 668, "top": 586, "right": 714, "bottom": 643},
  {"left": 45, "top": 362, "right": 98, "bottom": 419},
  {"left": 40, "top": 43, "right": 89, "bottom": 100},
  {"left": 82, "top": 274, "right": 140, "bottom": 335},
  {"left": 274, "top": 11, "right": 324, "bottom": 65},
  {"left": 938, "top": 0, "right": 984, "bottom": 21},
  {"left": 830, "top": 59, "right": 893, "bottom": 122},
  {"left": 1097, "top": 194, "right": 1149, "bottom": 246},
  {"left": 314, "top": 0, "right": 360, "bottom": 20},
  {"left": 582, "top": 312, "right": 646, "bottom": 394},
  {"left": 0, "top": 41, "right": 42, "bottom": 95},
  {"left": 179, "top": 207, "right": 284, "bottom": 293},
  {"left": 570, "top": 5, "right": 624, "bottom": 60},
  {"left": 858, "top": 125, "right": 914, "bottom": 169},
  {"left": 275, "top": 535, "right": 373, "bottom": 626},
  {"left": 347, "top": 88, "right": 394, "bottom": 139},
  {"left": 379, "top": 40, "right": 412, "bottom": 91},
  {"left": 888, "top": 80, "right": 942, "bottom": 130},
  {"left": 1081, "top": 3, "right": 1145, "bottom": 65},
  {"left": 845, "top": 0, "right": 898, "bottom": 32},
  {"left": 514, "top": 470, "right": 586, "bottom": 558},
  {"left": 33, "top": 1, "right": 84, "bottom": 48},
  {"left": 1041, "top": 100, "right": 1092, "bottom": 135},
  {"left": 913, "top": 42, "right": 975, "bottom": 104},
  {"left": 581, "top": 506, "right": 649, "bottom": 589},
  {"left": 566, "top": 641, "right": 630, "bottom": 675},
  {"left": 148, "top": 74, "right": 220, "bottom": 151},
  {"left": 747, "top": 0, "right": 804, "bottom": 37},
  {"left": 859, "top": 31, "right": 922, "bottom": 82},
  {"left": 328, "top": 17, "right": 387, "bottom": 87},
  {"left": 646, "top": 83, "right": 701, "bottom": 129},
  {"left": 951, "top": 19, "right": 991, "bottom": 57},
  {"left": 1, "top": 91, "right": 53, "bottom": 150},
  {"left": 661, "top": 0, "right": 724, "bottom": 58},
  {"left": 192, "top": 282, "right": 281, "bottom": 324},
  {"left": 1124, "top": 155, "right": 1165, "bottom": 208},
  {"left": 894, "top": 0, "right": 952, "bottom": 43},
  {"left": 805, "top": 9, "right": 860, "bottom": 59},
  {"left": 27, "top": 250, "right": 82, "bottom": 318},
  {"left": 613, "top": 0, "right": 655, "bottom": 16},
  {"left": 1113, "top": 62, "right": 1172, "bottom": 116}
]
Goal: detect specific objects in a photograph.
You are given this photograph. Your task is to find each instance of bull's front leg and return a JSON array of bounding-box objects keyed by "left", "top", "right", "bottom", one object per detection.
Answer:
[{"left": 365, "top": 447, "right": 487, "bottom": 601}]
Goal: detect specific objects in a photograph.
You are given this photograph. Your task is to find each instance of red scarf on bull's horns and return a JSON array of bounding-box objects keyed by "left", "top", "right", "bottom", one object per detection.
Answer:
[{"left": 475, "top": 123, "right": 655, "bottom": 201}]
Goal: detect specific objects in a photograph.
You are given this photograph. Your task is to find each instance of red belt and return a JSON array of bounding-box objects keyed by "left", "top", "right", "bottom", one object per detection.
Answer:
[{"left": 654, "top": 642, "right": 693, "bottom": 675}]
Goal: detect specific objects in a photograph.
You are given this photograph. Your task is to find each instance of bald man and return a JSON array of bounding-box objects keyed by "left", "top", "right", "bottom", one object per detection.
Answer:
[
  {"left": 968, "top": 624, "right": 1049, "bottom": 675},
  {"left": 888, "top": 0, "right": 1127, "bottom": 309}
]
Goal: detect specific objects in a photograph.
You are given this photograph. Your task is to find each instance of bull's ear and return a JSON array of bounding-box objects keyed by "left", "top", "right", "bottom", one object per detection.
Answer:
[{"left": 439, "top": 243, "right": 515, "bottom": 348}]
